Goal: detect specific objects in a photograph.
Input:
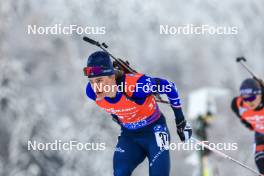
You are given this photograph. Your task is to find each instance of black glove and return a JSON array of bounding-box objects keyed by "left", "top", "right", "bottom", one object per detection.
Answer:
[
  {"left": 240, "top": 119, "right": 253, "bottom": 131},
  {"left": 176, "top": 120, "right": 192, "bottom": 142}
]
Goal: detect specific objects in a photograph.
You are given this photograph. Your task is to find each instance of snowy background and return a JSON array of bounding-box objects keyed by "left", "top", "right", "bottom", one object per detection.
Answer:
[{"left": 0, "top": 0, "right": 264, "bottom": 175}]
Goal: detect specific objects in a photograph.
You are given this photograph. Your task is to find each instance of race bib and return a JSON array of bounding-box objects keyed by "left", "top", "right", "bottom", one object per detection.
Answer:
[{"left": 153, "top": 124, "right": 169, "bottom": 150}]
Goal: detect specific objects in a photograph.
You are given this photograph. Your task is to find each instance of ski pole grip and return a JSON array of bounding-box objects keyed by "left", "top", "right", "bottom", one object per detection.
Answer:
[
  {"left": 236, "top": 57, "right": 247, "bottom": 62},
  {"left": 83, "top": 36, "right": 100, "bottom": 46}
]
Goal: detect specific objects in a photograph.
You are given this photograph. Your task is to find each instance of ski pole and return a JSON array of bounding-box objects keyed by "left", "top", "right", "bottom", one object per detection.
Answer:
[
  {"left": 191, "top": 137, "right": 263, "bottom": 176},
  {"left": 236, "top": 57, "right": 259, "bottom": 79},
  {"left": 236, "top": 57, "right": 264, "bottom": 87}
]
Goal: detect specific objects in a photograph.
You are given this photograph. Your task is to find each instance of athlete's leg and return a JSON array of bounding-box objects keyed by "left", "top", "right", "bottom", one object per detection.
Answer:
[
  {"left": 113, "top": 135, "right": 146, "bottom": 176},
  {"left": 146, "top": 124, "right": 171, "bottom": 176},
  {"left": 255, "top": 132, "right": 264, "bottom": 174}
]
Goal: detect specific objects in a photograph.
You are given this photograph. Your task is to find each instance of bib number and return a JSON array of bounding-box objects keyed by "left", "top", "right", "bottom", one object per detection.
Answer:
[{"left": 154, "top": 125, "right": 169, "bottom": 150}]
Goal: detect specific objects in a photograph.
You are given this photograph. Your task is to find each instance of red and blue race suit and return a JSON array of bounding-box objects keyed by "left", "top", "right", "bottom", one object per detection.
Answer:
[{"left": 86, "top": 73, "right": 185, "bottom": 176}]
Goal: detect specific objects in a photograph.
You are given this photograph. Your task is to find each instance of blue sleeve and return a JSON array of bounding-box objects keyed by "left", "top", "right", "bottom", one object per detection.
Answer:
[
  {"left": 86, "top": 83, "right": 96, "bottom": 101},
  {"left": 133, "top": 75, "right": 185, "bottom": 124},
  {"left": 133, "top": 75, "right": 181, "bottom": 107}
]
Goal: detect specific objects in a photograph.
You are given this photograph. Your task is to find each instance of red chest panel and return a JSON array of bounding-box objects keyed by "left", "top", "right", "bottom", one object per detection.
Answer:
[
  {"left": 236, "top": 97, "right": 264, "bottom": 133},
  {"left": 96, "top": 94, "right": 157, "bottom": 123},
  {"left": 95, "top": 73, "right": 159, "bottom": 124}
]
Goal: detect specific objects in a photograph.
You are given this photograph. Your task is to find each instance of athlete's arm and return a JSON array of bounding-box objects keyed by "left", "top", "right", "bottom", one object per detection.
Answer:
[
  {"left": 132, "top": 75, "right": 192, "bottom": 142},
  {"left": 132, "top": 75, "right": 184, "bottom": 123},
  {"left": 231, "top": 97, "right": 253, "bottom": 130},
  {"left": 231, "top": 97, "right": 240, "bottom": 117},
  {"left": 86, "top": 83, "right": 121, "bottom": 125},
  {"left": 86, "top": 83, "right": 96, "bottom": 101}
]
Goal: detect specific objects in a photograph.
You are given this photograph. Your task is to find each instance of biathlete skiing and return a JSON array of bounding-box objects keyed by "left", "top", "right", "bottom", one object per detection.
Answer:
[
  {"left": 231, "top": 78, "right": 264, "bottom": 174},
  {"left": 84, "top": 50, "right": 192, "bottom": 176}
]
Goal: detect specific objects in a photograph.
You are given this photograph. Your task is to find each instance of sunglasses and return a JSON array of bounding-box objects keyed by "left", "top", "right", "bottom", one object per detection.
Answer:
[
  {"left": 83, "top": 66, "right": 103, "bottom": 77},
  {"left": 243, "top": 95, "right": 257, "bottom": 102}
]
